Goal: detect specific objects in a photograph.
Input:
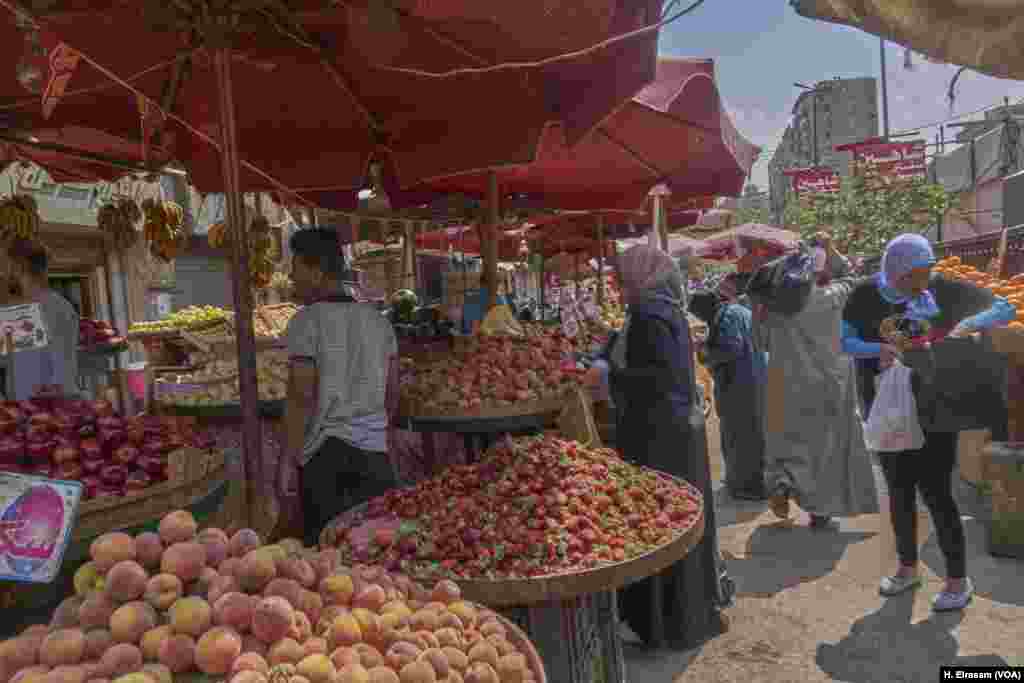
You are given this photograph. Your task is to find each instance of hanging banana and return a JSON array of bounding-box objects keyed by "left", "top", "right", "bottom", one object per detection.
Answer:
[
  {"left": 0, "top": 194, "right": 42, "bottom": 240},
  {"left": 98, "top": 198, "right": 142, "bottom": 250},
  {"left": 143, "top": 198, "right": 186, "bottom": 263}
]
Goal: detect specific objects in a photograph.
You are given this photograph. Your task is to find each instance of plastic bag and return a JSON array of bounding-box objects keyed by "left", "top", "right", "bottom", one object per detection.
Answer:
[
  {"left": 863, "top": 361, "right": 926, "bottom": 452},
  {"left": 479, "top": 304, "right": 524, "bottom": 337},
  {"left": 744, "top": 247, "right": 816, "bottom": 316}
]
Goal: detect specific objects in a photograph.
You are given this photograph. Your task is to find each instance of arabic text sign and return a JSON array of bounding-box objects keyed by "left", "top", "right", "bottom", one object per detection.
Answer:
[
  {"left": 0, "top": 303, "right": 49, "bottom": 352},
  {"left": 843, "top": 140, "right": 927, "bottom": 180},
  {"left": 0, "top": 474, "right": 83, "bottom": 584},
  {"left": 784, "top": 168, "right": 841, "bottom": 195}
]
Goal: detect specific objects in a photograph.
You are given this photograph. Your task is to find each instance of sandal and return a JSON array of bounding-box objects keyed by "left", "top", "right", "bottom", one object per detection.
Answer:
[{"left": 879, "top": 573, "right": 922, "bottom": 597}]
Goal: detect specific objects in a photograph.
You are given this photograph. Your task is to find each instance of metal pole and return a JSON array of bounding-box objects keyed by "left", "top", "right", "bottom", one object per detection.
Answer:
[
  {"left": 484, "top": 172, "right": 499, "bottom": 309},
  {"left": 812, "top": 93, "right": 819, "bottom": 166},
  {"left": 880, "top": 37, "right": 890, "bottom": 139},
  {"left": 939, "top": 125, "right": 945, "bottom": 155},
  {"left": 596, "top": 216, "right": 605, "bottom": 307},
  {"left": 214, "top": 47, "right": 260, "bottom": 530},
  {"left": 650, "top": 196, "right": 663, "bottom": 249}
]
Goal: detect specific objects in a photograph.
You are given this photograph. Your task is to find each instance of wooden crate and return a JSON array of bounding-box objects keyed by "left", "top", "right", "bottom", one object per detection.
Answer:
[
  {"left": 982, "top": 442, "right": 1024, "bottom": 558},
  {"left": 444, "top": 270, "right": 481, "bottom": 307},
  {"left": 958, "top": 430, "right": 991, "bottom": 485}
]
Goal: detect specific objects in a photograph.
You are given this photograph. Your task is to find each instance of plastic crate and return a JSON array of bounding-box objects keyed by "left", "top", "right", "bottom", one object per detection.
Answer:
[{"left": 498, "top": 590, "right": 625, "bottom": 683}]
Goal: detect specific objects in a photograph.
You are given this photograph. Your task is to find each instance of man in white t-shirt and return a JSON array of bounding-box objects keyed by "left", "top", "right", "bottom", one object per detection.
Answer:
[{"left": 276, "top": 228, "right": 398, "bottom": 546}]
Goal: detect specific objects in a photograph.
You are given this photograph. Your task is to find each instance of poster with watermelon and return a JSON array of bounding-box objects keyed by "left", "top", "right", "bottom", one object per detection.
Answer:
[
  {"left": 0, "top": 303, "right": 49, "bottom": 353},
  {"left": 0, "top": 473, "right": 82, "bottom": 584}
]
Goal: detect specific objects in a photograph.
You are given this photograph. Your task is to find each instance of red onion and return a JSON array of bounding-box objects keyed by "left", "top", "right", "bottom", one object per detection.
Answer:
[
  {"left": 112, "top": 445, "right": 139, "bottom": 466},
  {"left": 80, "top": 438, "right": 102, "bottom": 460},
  {"left": 99, "top": 464, "right": 128, "bottom": 487},
  {"left": 81, "top": 457, "right": 104, "bottom": 476},
  {"left": 51, "top": 445, "right": 79, "bottom": 465},
  {"left": 56, "top": 461, "right": 83, "bottom": 480}
]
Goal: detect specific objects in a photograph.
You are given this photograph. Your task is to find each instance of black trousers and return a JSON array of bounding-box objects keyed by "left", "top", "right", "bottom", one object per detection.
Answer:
[
  {"left": 299, "top": 437, "right": 397, "bottom": 547},
  {"left": 878, "top": 432, "right": 966, "bottom": 579}
]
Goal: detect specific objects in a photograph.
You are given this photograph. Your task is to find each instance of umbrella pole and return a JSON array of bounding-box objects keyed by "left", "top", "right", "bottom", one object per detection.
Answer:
[
  {"left": 659, "top": 201, "right": 669, "bottom": 252},
  {"left": 649, "top": 196, "right": 661, "bottom": 249},
  {"left": 214, "top": 47, "right": 261, "bottom": 531},
  {"left": 596, "top": 216, "right": 605, "bottom": 307},
  {"left": 483, "top": 171, "right": 500, "bottom": 310},
  {"left": 539, "top": 256, "right": 546, "bottom": 317}
]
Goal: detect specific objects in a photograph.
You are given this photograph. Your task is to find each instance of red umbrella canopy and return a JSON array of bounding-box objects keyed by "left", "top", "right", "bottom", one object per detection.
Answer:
[
  {"left": 0, "top": 1, "right": 662, "bottom": 210},
  {"left": 414, "top": 57, "right": 761, "bottom": 210},
  {"left": 415, "top": 224, "right": 526, "bottom": 260},
  {"left": 0, "top": 126, "right": 153, "bottom": 183}
]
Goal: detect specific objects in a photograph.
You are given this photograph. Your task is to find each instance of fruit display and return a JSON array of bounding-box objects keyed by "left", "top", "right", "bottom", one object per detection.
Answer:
[
  {"left": 79, "top": 318, "right": 126, "bottom": 350},
  {"left": 154, "top": 351, "right": 288, "bottom": 406},
  {"left": 0, "top": 398, "right": 196, "bottom": 501},
  {"left": 257, "top": 304, "right": 300, "bottom": 340},
  {"left": 129, "top": 307, "right": 233, "bottom": 336},
  {"left": 0, "top": 508, "right": 545, "bottom": 683},
  {"left": 0, "top": 194, "right": 41, "bottom": 240},
  {"left": 208, "top": 217, "right": 279, "bottom": 289},
  {"left": 933, "top": 256, "right": 1024, "bottom": 328},
  {"left": 142, "top": 199, "right": 186, "bottom": 263},
  {"left": 399, "top": 333, "right": 583, "bottom": 414},
  {"left": 324, "top": 435, "right": 702, "bottom": 582},
  {"left": 98, "top": 199, "right": 143, "bottom": 250}
]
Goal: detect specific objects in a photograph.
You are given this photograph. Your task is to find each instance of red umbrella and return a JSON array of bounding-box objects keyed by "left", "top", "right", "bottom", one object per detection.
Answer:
[
  {"left": 414, "top": 57, "right": 761, "bottom": 210},
  {"left": 0, "top": 1, "right": 664, "bottom": 209},
  {"left": 0, "top": 125, "right": 160, "bottom": 183}
]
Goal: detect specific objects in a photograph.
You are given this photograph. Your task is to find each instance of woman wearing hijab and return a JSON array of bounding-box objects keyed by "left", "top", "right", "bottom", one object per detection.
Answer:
[
  {"left": 842, "top": 233, "right": 1015, "bottom": 611},
  {"left": 690, "top": 289, "right": 768, "bottom": 500},
  {"left": 752, "top": 233, "right": 879, "bottom": 528},
  {"left": 585, "top": 244, "right": 730, "bottom": 650}
]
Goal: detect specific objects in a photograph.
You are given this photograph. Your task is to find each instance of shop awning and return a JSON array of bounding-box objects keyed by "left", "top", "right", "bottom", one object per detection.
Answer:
[{"left": 790, "top": 0, "right": 1024, "bottom": 80}]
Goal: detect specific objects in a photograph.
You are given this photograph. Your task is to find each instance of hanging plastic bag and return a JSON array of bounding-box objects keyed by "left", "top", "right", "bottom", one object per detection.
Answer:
[
  {"left": 863, "top": 361, "right": 926, "bottom": 452},
  {"left": 744, "top": 246, "right": 816, "bottom": 317}
]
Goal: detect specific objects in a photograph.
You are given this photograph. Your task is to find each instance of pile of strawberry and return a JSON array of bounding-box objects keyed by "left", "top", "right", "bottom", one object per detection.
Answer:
[
  {"left": 400, "top": 333, "right": 583, "bottom": 413},
  {"left": 325, "top": 436, "right": 702, "bottom": 581}
]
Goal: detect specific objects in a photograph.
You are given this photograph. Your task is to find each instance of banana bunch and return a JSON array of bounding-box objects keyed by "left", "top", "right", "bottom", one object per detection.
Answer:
[
  {"left": 143, "top": 198, "right": 186, "bottom": 263},
  {"left": 98, "top": 198, "right": 142, "bottom": 250},
  {"left": 0, "top": 194, "right": 42, "bottom": 240},
  {"left": 208, "top": 220, "right": 229, "bottom": 248},
  {"left": 248, "top": 217, "right": 275, "bottom": 289}
]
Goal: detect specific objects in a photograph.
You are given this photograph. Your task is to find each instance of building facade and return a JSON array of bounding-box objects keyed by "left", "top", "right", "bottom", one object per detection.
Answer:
[{"left": 769, "top": 76, "right": 879, "bottom": 222}]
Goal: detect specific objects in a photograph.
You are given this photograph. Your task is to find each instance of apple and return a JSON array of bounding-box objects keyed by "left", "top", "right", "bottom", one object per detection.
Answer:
[
  {"left": 56, "top": 461, "right": 82, "bottom": 480},
  {"left": 81, "top": 456, "right": 104, "bottom": 476},
  {"left": 99, "top": 464, "right": 128, "bottom": 487},
  {"left": 112, "top": 445, "right": 139, "bottom": 466},
  {"left": 25, "top": 441, "right": 53, "bottom": 463},
  {"left": 26, "top": 424, "right": 54, "bottom": 442},
  {"left": 90, "top": 400, "right": 115, "bottom": 418},
  {"left": 80, "top": 438, "right": 102, "bottom": 460},
  {"left": 0, "top": 436, "right": 24, "bottom": 464},
  {"left": 125, "top": 470, "right": 152, "bottom": 492}
]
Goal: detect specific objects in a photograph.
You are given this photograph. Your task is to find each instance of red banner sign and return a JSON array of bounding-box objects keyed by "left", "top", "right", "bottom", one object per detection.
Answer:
[
  {"left": 40, "top": 32, "right": 80, "bottom": 120},
  {"left": 783, "top": 167, "right": 841, "bottom": 195},
  {"left": 836, "top": 138, "right": 927, "bottom": 180}
]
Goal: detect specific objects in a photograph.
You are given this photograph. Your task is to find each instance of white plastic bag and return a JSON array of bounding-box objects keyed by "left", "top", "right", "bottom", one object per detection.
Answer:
[{"left": 863, "top": 361, "right": 926, "bottom": 452}]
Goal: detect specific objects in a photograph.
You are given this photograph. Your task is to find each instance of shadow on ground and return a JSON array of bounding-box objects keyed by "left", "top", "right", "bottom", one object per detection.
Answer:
[
  {"left": 713, "top": 487, "right": 768, "bottom": 527},
  {"left": 921, "top": 517, "right": 1024, "bottom": 607},
  {"left": 726, "top": 522, "right": 876, "bottom": 598},
  {"left": 816, "top": 592, "right": 1009, "bottom": 683}
]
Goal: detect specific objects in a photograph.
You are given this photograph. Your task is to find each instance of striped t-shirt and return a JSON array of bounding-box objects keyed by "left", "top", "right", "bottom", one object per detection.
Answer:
[{"left": 285, "top": 300, "right": 397, "bottom": 462}]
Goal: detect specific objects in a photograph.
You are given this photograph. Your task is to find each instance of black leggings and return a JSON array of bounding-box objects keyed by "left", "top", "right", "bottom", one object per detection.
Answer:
[
  {"left": 299, "top": 438, "right": 397, "bottom": 547},
  {"left": 878, "top": 432, "right": 966, "bottom": 579}
]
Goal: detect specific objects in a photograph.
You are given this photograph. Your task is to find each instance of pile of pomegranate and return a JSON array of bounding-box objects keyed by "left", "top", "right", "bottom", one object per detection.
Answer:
[
  {"left": 0, "top": 509, "right": 542, "bottom": 683},
  {"left": 78, "top": 319, "right": 125, "bottom": 351},
  {"left": 0, "top": 399, "right": 211, "bottom": 501},
  {"left": 400, "top": 334, "right": 583, "bottom": 414},
  {"left": 325, "top": 436, "right": 702, "bottom": 581}
]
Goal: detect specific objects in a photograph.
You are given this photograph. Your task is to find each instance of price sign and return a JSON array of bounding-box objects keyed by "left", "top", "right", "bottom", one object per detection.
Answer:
[
  {"left": 0, "top": 473, "right": 82, "bottom": 584},
  {"left": 0, "top": 303, "right": 49, "bottom": 353}
]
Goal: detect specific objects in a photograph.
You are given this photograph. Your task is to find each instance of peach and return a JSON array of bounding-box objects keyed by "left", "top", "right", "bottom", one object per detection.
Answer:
[
  {"left": 262, "top": 578, "right": 304, "bottom": 608},
  {"left": 252, "top": 597, "right": 294, "bottom": 644},
  {"left": 214, "top": 592, "right": 255, "bottom": 633},
  {"left": 229, "top": 672, "right": 269, "bottom": 683},
  {"left": 160, "top": 543, "right": 206, "bottom": 583},
  {"left": 385, "top": 642, "right": 422, "bottom": 671},
  {"left": 90, "top": 534, "right": 136, "bottom": 573},
  {"left": 208, "top": 574, "right": 241, "bottom": 604},
  {"left": 168, "top": 596, "right": 211, "bottom": 637},
  {"left": 109, "top": 602, "right": 157, "bottom": 644},
  {"left": 196, "top": 528, "right": 230, "bottom": 568},
  {"left": 50, "top": 596, "right": 84, "bottom": 629},
  {"left": 157, "top": 510, "right": 197, "bottom": 545},
  {"left": 156, "top": 635, "right": 194, "bottom": 674},
  {"left": 352, "top": 644, "right": 384, "bottom": 669},
  {"left": 463, "top": 662, "right": 498, "bottom": 683},
  {"left": 309, "top": 551, "right": 339, "bottom": 583},
  {"left": 433, "top": 629, "right": 462, "bottom": 650},
  {"left": 83, "top": 630, "right": 113, "bottom": 661},
  {"left": 98, "top": 643, "right": 143, "bottom": 678},
  {"left": 295, "top": 591, "right": 322, "bottom": 628},
  {"left": 296, "top": 654, "right": 335, "bottom": 683},
  {"left": 240, "top": 635, "right": 268, "bottom": 659},
  {"left": 290, "top": 611, "right": 312, "bottom": 643},
  {"left": 495, "top": 654, "right": 526, "bottom": 683},
  {"left": 141, "top": 662, "right": 173, "bottom": 683},
  {"left": 133, "top": 533, "right": 163, "bottom": 571},
  {"left": 430, "top": 581, "right": 460, "bottom": 605},
  {"left": 367, "top": 668, "right": 400, "bottom": 683},
  {"left": 39, "top": 629, "right": 85, "bottom": 667},
  {"left": 140, "top": 625, "right": 172, "bottom": 662},
  {"left": 466, "top": 643, "right": 497, "bottom": 671},
  {"left": 352, "top": 586, "right": 386, "bottom": 613},
  {"left": 420, "top": 649, "right": 450, "bottom": 679},
  {"left": 195, "top": 626, "right": 242, "bottom": 675},
  {"left": 302, "top": 638, "right": 327, "bottom": 658},
  {"left": 143, "top": 574, "right": 182, "bottom": 611},
  {"left": 219, "top": 557, "right": 242, "bottom": 578},
  {"left": 336, "top": 663, "right": 370, "bottom": 683},
  {"left": 329, "top": 647, "right": 360, "bottom": 670},
  {"left": 328, "top": 612, "right": 362, "bottom": 649},
  {"left": 237, "top": 549, "right": 277, "bottom": 593},
  {"left": 399, "top": 660, "right": 437, "bottom": 683},
  {"left": 78, "top": 594, "right": 118, "bottom": 631},
  {"left": 42, "top": 664, "right": 89, "bottom": 683},
  {"left": 231, "top": 652, "right": 269, "bottom": 675},
  {"left": 228, "top": 529, "right": 261, "bottom": 558},
  {"left": 73, "top": 562, "right": 101, "bottom": 597},
  {"left": 105, "top": 562, "right": 149, "bottom": 603},
  {"left": 9, "top": 665, "right": 49, "bottom": 683},
  {"left": 266, "top": 639, "right": 304, "bottom": 667},
  {"left": 278, "top": 558, "right": 316, "bottom": 589},
  {"left": 189, "top": 567, "right": 221, "bottom": 600},
  {"left": 320, "top": 574, "right": 355, "bottom": 607},
  {"left": 441, "top": 648, "right": 467, "bottom": 673}
]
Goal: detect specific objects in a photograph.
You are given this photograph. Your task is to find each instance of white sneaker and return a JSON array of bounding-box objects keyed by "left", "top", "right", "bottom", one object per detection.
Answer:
[{"left": 879, "top": 573, "right": 922, "bottom": 597}]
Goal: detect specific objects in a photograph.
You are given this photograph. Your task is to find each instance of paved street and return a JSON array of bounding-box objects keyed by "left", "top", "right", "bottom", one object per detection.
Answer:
[{"left": 624, "top": 425, "right": 1024, "bottom": 682}]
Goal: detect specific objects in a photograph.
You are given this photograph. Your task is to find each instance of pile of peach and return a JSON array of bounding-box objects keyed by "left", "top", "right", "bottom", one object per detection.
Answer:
[
  {"left": 934, "top": 256, "right": 1024, "bottom": 328},
  {"left": 0, "top": 509, "right": 539, "bottom": 683}
]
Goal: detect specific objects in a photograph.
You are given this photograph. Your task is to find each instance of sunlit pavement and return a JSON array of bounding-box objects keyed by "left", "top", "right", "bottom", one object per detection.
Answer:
[{"left": 623, "top": 429, "right": 1024, "bottom": 683}]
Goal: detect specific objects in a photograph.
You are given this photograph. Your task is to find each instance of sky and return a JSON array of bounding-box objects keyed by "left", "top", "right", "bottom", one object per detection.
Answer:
[{"left": 657, "top": 1, "right": 1024, "bottom": 191}]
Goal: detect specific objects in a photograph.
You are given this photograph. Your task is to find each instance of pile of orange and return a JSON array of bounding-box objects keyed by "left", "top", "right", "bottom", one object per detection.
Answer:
[{"left": 933, "top": 256, "right": 1024, "bottom": 329}]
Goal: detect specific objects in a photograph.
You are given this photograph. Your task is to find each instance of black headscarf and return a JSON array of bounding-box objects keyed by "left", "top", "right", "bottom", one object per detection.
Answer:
[{"left": 688, "top": 289, "right": 723, "bottom": 325}]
